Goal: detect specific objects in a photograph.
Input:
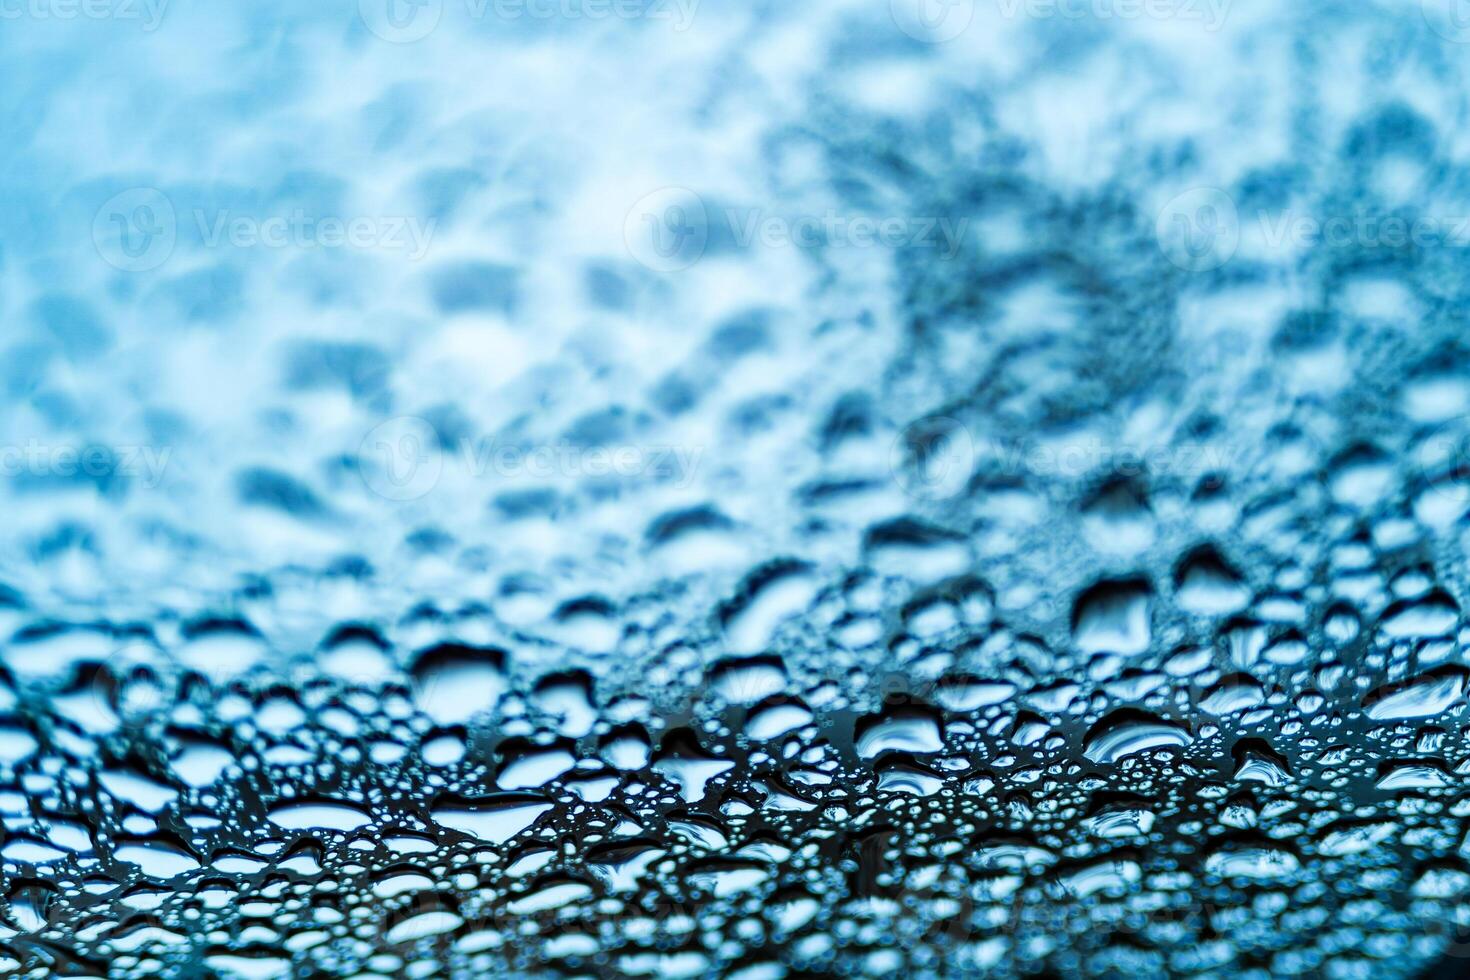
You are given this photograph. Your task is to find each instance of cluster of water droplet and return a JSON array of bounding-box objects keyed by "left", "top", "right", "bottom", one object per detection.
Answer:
[{"left": 4, "top": 454, "right": 1470, "bottom": 979}]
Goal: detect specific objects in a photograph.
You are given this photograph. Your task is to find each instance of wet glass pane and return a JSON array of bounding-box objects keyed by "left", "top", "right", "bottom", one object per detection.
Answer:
[{"left": 1, "top": 1, "right": 1469, "bottom": 977}]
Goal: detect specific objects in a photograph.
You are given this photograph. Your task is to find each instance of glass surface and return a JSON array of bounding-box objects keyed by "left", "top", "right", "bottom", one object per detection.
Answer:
[{"left": 0, "top": 1, "right": 1468, "bottom": 977}]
